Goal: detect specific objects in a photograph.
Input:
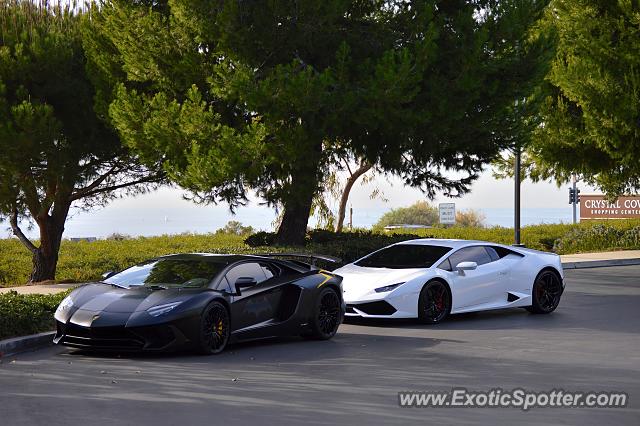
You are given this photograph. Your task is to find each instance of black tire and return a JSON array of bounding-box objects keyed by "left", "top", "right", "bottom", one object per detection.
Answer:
[
  {"left": 417, "top": 280, "right": 451, "bottom": 324},
  {"left": 526, "top": 270, "right": 563, "bottom": 314},
  {"left": 307, "top": 287, "right": 341, "bottom": 340},
  {"left": 197, "top": 301, "right": 230, "bottom": 355}
]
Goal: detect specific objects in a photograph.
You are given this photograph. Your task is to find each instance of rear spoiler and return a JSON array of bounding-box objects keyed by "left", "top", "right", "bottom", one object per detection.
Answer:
[{"left": 258, "top": 253, "right": 342, "bottom": 269}]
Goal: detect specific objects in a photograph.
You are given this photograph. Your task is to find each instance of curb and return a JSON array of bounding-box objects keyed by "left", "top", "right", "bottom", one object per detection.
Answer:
[
  {"left": 0, "top": 331, "right": 55, "bottom": 358},
  {"left": 562, "top": 258, "right": 640, "bottom": 269}
]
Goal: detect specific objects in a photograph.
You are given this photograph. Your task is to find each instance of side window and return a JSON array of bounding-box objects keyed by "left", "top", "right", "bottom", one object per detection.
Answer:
[
  {"left": 218, "top": 276, "right": 233, "bottom": 292},
  {"left": 225, "top": 262, "right": 267, "bottom": 286},
  {"left": 492, "top": 245, "right": 525, "bottom": 259},
  {"left": 260, "top": 262, "right": 279, "bottom": 280},
  {"left": 448, "top": 246, "right": 492, "bottom": 268},
  {"left": 437, "top": 258, "right": 452, "bottom": 272},
  {"left": 484, "top": 246, "right": 500, "bottom": 262}
]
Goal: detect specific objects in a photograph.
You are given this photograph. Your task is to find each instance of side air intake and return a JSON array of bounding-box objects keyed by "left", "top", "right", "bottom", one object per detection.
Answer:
[{"left": 507, "top": 292, "right": 520, "bottom": 302}]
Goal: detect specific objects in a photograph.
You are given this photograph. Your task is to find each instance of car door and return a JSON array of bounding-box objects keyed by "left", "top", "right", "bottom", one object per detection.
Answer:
[
  {"left": 484, "top": 246, "right": 513, "bottom": 300},
  {"left": 226, "top": 261, "right": 284, "bottom": 331},
  {"left": 446, "top": 246, "right": 502, "bottom": 310}
]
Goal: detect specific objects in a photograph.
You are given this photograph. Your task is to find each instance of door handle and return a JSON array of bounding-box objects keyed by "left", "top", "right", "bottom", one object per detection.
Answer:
[{"left": 497, "top": 271, "right": 508, "bottom": 276}]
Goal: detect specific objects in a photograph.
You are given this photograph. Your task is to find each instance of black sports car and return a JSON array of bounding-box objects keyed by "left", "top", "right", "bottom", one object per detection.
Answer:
[{"left": 53, "top": 253, "right": 345, "bottom": 354}]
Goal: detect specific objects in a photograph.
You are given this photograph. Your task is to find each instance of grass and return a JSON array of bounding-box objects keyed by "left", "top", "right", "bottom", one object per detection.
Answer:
[{"left": 0, "top": 220, "right": 639, "bottom": 287}]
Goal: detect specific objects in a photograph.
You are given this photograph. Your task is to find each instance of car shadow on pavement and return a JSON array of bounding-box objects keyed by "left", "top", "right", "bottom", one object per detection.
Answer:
[
  {"left": 63, "top": 331, "right": 450, "bottom": 363},
  {"left": 343, "top": 307, "right": 564, "bottom": 330},
  {"left": 344, "top": 290, "right": 640, "bottom": 334}
]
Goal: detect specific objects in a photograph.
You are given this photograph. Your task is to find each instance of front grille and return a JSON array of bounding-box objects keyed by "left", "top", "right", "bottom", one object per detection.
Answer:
[
  {"left": 134, "top": 325, "right": 176, "bottom": 350},
  {"left": 348, "top": 301, "right": 397, "bottom": 316},
  {"left": 60, "top": 323, "right": 145, "bottom": 350}
]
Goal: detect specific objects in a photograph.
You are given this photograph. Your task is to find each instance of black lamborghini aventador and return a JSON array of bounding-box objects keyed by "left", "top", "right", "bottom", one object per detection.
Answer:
[{"left": 53, "top": 253, "right": 345, "bottom": 354}]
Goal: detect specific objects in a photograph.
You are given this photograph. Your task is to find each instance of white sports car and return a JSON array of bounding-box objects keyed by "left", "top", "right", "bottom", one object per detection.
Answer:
[{"left": 333, "top": 239, "right": 565, "bottom": 323}]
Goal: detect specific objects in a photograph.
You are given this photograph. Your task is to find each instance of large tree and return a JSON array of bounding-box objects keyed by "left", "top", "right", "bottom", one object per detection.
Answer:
[
  {"left": 527, "top": 0, "right": 640, "bottom": 195},
  {"left": 96, "top": 0, "right": 548, "bottom": 244},
  {"left": 0, "top": 1, "right": 164, "bottom": 282}
]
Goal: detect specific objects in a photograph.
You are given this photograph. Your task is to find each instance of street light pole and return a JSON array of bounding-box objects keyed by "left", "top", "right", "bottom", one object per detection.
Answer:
[
  {"left": 571, "top": 175, "right": 577, "bottom": 224},
  {"left": 514, "top": 145, "right": 521, "bottom": 246}
]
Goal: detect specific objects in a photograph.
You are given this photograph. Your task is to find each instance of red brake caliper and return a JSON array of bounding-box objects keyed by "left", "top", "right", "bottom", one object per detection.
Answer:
[{"left": 435, "top": 288, "right": 444, "bottom": 311}]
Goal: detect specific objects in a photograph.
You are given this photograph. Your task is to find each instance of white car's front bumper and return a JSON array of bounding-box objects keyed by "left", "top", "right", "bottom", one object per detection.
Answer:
[{"left": 344, "top": 291, "right": 418, "bottom": 318}]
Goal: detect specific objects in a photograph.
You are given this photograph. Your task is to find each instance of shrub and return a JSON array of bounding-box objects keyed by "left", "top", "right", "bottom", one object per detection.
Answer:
[
  {"left": 455, "top": 209, "right": 486, "bottom": 228},
  {"left": 372, "top": 201, "right": 439, "bottom": 231},
  {"left": 0, "top": 290, "right": 70, "bottom": 340},
  {"left": 215, "top": 220, "right": 255, "bottom": 236},
  {"left": 2, "top": 219, "right": 640, "bottom": 287},
  {"left": 244, "top": 231, "right": 276, "bottom": 247},
  {"left": 245, "top": 229, "right": 424, "bottom": 266},
  {"left": 553, "top": 224, "right": 640, "bottom": 253}
]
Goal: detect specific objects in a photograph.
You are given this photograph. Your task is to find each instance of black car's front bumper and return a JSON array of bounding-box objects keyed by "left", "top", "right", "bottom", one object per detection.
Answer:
[{"left": 54, "top": 316, "right": 197, "bottom": 352}]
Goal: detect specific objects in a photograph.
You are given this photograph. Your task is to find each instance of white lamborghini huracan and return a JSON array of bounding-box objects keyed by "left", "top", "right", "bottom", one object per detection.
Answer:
[{"left": 333, "top": 239, "right": 565, "bottom": 323}]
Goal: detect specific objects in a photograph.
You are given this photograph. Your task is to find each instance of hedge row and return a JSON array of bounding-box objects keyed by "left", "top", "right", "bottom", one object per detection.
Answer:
[
  {"left": 0, "top": 290, "right": 70, "bottom": 340},
  {"left": 1, "top": 220, "right": 640, "bottom": 287}
]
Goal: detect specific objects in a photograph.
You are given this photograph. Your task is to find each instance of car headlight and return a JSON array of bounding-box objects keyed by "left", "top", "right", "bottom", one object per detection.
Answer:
[
  {"left": 147, "top": 301, "right": 183, "bottom": 317},
  {"left": 55, "top": 295, "right": 74, "bottom": 314},
  {"left": 374, "top": 282, "right": 404, "bottom": 293}
]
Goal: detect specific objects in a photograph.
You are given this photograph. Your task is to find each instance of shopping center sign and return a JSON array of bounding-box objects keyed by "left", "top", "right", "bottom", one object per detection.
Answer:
[{"left": 580, "top": 195, "right": 640, "bottom": 219}]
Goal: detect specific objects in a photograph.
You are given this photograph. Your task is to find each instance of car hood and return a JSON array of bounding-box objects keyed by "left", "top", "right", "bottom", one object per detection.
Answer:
[
  {"left": 69, "top": 283, "right": 196, "bottom": 313},
  {"left": 333, "top": 263, "right": 427, "bottom": 300}
]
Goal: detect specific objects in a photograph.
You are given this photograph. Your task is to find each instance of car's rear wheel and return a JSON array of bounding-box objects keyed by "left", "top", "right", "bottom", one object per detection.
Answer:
[
  {"left": 417, "top": 280, "right": 451, "bottom": 324},
  {"left": 198, "top": 301, "right": 230, "bottom": 354},
  {"left": 307, "top": 288, "right": 341, "bottom": 340},
  {"left": 527, "top": 270, "right": 563, "bottom": 314}
]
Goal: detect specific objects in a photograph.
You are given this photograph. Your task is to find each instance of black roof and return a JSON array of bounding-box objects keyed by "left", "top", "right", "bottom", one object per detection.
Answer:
[{"left": 152, "top": 253, "right": 339, "bottom": 272}]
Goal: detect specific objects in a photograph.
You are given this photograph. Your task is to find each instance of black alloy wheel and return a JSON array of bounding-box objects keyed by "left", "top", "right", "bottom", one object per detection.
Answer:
[
  {"left": 308, "top": 288, "right": 341, "bottom": 340},
  {"left": 527, "top": 270, "right": 563, "bottom": 314},
  {"left": 198, "top": 301, "right": 230, "bottom": 354},
  {"left": 418, "top": 280, "right": 451, "bottom": 324}
]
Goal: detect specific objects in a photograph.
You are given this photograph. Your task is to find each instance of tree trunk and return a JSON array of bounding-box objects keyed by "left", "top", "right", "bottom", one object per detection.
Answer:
[
  {"left": 29, "top": 204, "right": 69, "bottom": 283},
  {"left": 335, "top": 162, "right": 372, "bottom": 232},
  {"left": 276, "top": 191, "right": 315, "bottom": 245},
  {"left": 275, "top": 158, "right": 321, "bottom": 246}
]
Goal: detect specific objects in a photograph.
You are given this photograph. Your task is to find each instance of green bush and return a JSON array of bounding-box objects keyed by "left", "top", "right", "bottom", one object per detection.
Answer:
[
  {"left": 245, "top": 229, "right": 424, "bottom": 264},
  {"left": 1, "top": 219, "right": 640, "bottom": 287},
  {"left": 215, "top": 220, "right": 255, "bottom": 236},
  {"left": 244, "top": 231, "right": 277, "bottom": 247},
  {"left": 554, "top": 224, "right": 640, "bottom": 253},
  {"left": 0, "top": 290, "right": 70, "bottom": 340},
  {"left": 372, "top": 201, "right": 439, "bottom": 231}
]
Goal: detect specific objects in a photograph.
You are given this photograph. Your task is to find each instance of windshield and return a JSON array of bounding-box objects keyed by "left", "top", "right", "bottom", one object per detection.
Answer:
[
  {"left": 355, "top": 244, "right": 452, "bottom": 269},
  {"left": 104, "top": 259, "right": 226, "bottom": 289}
]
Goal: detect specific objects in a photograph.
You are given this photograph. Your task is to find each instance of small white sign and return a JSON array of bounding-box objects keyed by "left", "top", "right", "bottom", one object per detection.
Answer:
[{"left": 439, "top": 203, "right": 456, "bottom": 225}]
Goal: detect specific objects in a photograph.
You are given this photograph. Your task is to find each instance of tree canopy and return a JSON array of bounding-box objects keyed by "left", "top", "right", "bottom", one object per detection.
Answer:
[
  {"left": 0, "top": 1, "right": 163, "bottom": 281},
  {"left": 527, "top": 0, "right": 640, "bottom": 195},
  {"left": 93, "top": 0, "right": 549, "bottom": 244}
]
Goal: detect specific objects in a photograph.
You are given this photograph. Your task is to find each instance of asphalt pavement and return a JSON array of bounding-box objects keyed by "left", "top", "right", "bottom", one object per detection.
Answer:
[{"left": 1, "top": 266, "right": 638, "bottom": 425}]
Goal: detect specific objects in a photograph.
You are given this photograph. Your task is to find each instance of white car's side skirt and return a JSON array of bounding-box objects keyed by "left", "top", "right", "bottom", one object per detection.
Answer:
[{"left": 451, "top": 295, "right": 532, "bottom": 314}]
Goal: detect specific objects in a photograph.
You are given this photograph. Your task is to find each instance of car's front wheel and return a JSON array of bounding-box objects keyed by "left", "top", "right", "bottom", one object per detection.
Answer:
[
  {"left": 197, "top": 301, "right": 230, "bottom": 355},
  {"left": 307, "top": 287, "right": 341, "bottom": 340},
  {"left": 417, "top": 280, "right": 451, "bottom": 324},
  {"left": 527, "top": 270, "right": 563, "bottom": 314}
]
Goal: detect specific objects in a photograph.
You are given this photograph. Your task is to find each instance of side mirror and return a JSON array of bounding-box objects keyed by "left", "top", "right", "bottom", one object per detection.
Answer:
[
  {"left": 455, "top": 261, "right": 478, "bottom": 274},
  {"left": 234, "top": 276, "right": 257, "bottom": 295},
  {"left": 101, "top": 271, "right": 116, "bottom": 280}
]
